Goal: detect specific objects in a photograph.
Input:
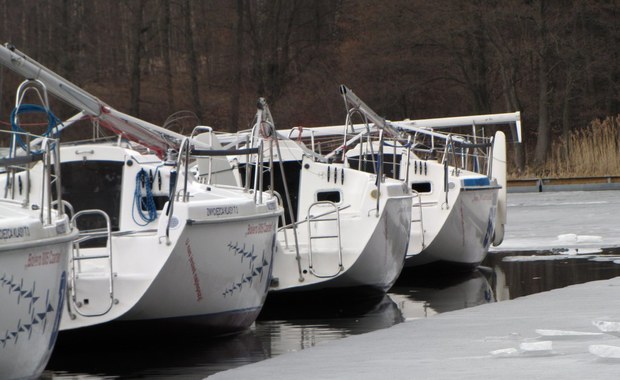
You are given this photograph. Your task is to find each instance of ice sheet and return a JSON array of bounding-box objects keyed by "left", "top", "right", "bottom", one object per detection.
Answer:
[{"left": 491, "top": 191, "right": 620, "bottom": 252}]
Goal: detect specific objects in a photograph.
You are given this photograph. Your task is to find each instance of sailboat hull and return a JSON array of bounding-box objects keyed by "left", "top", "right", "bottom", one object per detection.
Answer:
[
  {"left": 56, "top": 143, "right": 281, "bottom": 336},
  {"left": 0, "top": 212, "right": 75, "bottom": 380},
  {"left": 271, "top": 194, "right": 411, "bottom": 294},
  {"left": 63, "top": 204, "right": 280, "bottom": 336},
  {"left": 406, "top": 186, "right": 498, "bottom": 268},
  {"left": 119, "top": 211, "right": 279, "bottom": 334}
]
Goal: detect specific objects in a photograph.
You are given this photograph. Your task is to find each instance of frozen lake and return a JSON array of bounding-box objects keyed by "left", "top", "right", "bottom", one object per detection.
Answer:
[
  {"left": 45, "top": 190, "right": 620, "bottom": 379},
  {"left": 494, "top": 190, "right": 620, "bottom": 253}
]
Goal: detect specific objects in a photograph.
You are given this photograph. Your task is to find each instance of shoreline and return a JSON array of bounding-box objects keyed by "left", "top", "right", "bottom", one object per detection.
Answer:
[{"left": 508, "top": 176, "right": 620, "bottom": 193}]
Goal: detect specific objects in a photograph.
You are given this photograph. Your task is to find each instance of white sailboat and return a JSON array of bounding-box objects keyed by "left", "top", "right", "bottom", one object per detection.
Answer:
[
  {"left": 0, "top": 80, "right": 77, "bottom": 379},
  {"left": 56, "top": 138, "right": 280, "bottom": 334},
  {"left": 379, "top": 116, "right": 515, "bottom": 269},
  {"left": 211, "top": 99, "right": 413, "bottom": 294},
  {"left": 0, "top": 44, "right": 282, "bottom": 335},
  {"left": 283, "top": 85, "right": 521, "bottom": 269}
]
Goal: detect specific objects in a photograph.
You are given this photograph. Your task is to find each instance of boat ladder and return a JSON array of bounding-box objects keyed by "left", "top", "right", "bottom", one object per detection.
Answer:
[
  {"left": 67, "top": 209, "right": 115, "bottom": 319},
  {"left": 306, "top": 201, "right": 344, "bottom": 278},
  {"left": 411, "top": 190, "right": 426, "bottom": 249}
]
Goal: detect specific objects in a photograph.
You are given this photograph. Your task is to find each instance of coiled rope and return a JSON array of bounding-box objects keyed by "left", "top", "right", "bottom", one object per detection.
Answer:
[
  {"left": 10, "top": 104, "right": 62, "bottom": 154},
  {"left": 133, "top": 169, "right": 158, "bottom": 225}
]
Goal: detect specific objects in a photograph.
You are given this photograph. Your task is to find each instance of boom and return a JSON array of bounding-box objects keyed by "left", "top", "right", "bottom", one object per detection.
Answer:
[
  {"left": 0, "top": 43, "right": 193, "bottom": 157},
  {"left": 339, "top": 84, "right": 522, "bottom": 143}
]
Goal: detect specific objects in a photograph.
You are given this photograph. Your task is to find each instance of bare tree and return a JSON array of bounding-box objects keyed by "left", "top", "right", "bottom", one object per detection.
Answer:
[
  {"left": 159, "top": 0, "right": 175, "bottom": 115},
  {"left": 183, "top": 0, "right": 204, "bottom": 122},
  {"left": 128, "top": 0, "right": 146, "bottom": 116},
  {"left": 229, "top": 0, "right": 244, "bottom": 132},
  {"left": 1, "top": 0, "right": 620, "bottom": 176},
  {"left": 531, "top": 0, "right": 554, "bottom": 169},
  {"left": 246, "top": 0, "right": 338, "bottom": 108}
]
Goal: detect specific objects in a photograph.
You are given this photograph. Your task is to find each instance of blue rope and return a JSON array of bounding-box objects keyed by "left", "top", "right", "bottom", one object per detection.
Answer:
[
  {"left": 10, "top": 104, "right": 62, "bottom": 154},
  {"left": 132, "top": 169, "right": 158, "bottom": 226}
]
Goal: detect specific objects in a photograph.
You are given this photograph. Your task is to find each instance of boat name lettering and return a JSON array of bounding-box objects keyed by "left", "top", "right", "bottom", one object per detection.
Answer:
[
  {"left": 25, "top": 250, "right": 61, "bottom": 268},
  {"left": 206, "top": 206, "right": 239, "bottom": 216},
  {"left": 185, "top": 238, "right": 203, "bottom": 302},
  {"left": 0, "top": 226, "right": 30, "bottom": 240},
  {"left": 246, "top": 222, "right": 274, "bottom": 235}
]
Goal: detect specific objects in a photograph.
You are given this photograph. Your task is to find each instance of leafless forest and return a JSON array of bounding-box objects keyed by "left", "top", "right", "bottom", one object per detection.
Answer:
[{"left": 0, "top": 1, "right": 619, "bottom": 174}]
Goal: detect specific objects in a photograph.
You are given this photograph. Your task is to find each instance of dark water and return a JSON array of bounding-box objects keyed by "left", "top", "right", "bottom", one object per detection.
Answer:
[{"left": 44, "top": 248, "right": 620, "bottom": 379}]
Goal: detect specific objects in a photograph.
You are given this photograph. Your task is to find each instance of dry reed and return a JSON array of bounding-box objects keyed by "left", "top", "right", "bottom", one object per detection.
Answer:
[{"left": 515, "top": 115, "right": 620, "bottom": 178}]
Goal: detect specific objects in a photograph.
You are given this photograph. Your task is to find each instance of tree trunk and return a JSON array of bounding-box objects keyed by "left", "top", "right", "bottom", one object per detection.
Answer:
[
  {"left": 533, "top": 0, "right": 551, "bottom": 170},
  {"left": 59, "top": 0, "right": 70, "bottom": 76},
  {"left": 229, "top": 0, "right": 244, "bottom": 133},
  {"left": 499, "top": 64, "right": 526, "bottom": 173},
  {"left": 561, "top": 70, "right": 574, "bottom": 161},
  {"left": 533, "top": 57, "right": 550, "bottom": 169},
  {"left": 184, "top": 0, "right": 204, "bottom": 122},
  {"left": 130, "top": 0, "right": 145, "bottom": 117},
  {"left": 160, "top": 0, "right": 175, "bottom": 116}
]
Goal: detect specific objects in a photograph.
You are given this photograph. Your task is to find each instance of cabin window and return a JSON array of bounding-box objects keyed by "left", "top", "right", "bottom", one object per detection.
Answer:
[
  {"left": 411, "top": 182, "right": 432, "bottom": 193},
  {"left": 316, "top": 190, "right": 341, "bottom": 203},
  {"left": 59, "top": 161, "right": 124, "bottom": 232}
]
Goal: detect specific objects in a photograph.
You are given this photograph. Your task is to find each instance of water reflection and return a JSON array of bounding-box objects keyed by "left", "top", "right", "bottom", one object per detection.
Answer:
[
  {"left": 255, "top": 293, "right": 403, "bottom": 357},
  {"left": 485, "top": 248, "right": 620, "bottom": 301},
  {"left": 47, "top": 327, "right": 269, "bottom": 379},
  {"left": 45, "top": 249, "right": 620, "bottom": 379},
  {"left": 389, "top": 269, "right": 494, "bottom": 320}
]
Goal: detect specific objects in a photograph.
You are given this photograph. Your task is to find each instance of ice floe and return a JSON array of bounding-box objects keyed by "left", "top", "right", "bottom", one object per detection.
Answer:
[
  {"left": 557, "top": 233, "right": 603, "bottom": 244},
  {"left": 589, "top": 345, "right": 620, "bottom": 359},
  {"left": 592, "top": 319, "right": 620, "bottom": 334},
  {"left": 490, "top": 341, "right": 554, "bottom": 357},
  {"left": 535, "top": 329, "right": 604, "bottom": 337}
]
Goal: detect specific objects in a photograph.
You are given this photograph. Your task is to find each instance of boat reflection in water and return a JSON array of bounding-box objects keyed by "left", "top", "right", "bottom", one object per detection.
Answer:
[
  {"left": 256, "top": 271, "right": 495, "bottom": 357},
  {"left": 45, "top": 270, "right": 496, "bottom": 378},
  {"left": 45, "top": 249, "right": 620, "bottom": 378},
  {"left": 48, "top": 327, "right": 269, "bottom": 378},
  {"left": 389, "top": 269, "right": 495, "bottom": 320},
  {"left": 256, "top": 293, "right": 404, "bottom": 357}
]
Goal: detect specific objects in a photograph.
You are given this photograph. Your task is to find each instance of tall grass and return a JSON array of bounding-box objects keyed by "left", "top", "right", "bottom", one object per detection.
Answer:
[{"left": 518, "top": 115, "right": 620, "bottom": 178}]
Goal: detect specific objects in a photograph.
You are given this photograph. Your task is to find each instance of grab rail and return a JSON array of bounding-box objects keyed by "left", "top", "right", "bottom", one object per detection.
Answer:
[{"left": 163, "top": 136, "right": 266, "bottom": 244}]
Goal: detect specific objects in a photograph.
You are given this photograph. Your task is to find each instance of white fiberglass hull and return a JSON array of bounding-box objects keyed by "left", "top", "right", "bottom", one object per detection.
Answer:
[
  {"left": 406, "top": 186, "right": 498, "bottom": 268},
  {"left": 63, "top": 199, "right": 279, "bottom": 335},
  {"left": 121, "top": 209, "right": 279, "bottom": 333},
  {"left": 271, "top": 192, "right": 411, "bottom": 294},
  {"left": 0, "top": 208, "right": 75, "bottom": 380},
  {"left": 54, "top": 142, "right": 282, "bottom": 336}
]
